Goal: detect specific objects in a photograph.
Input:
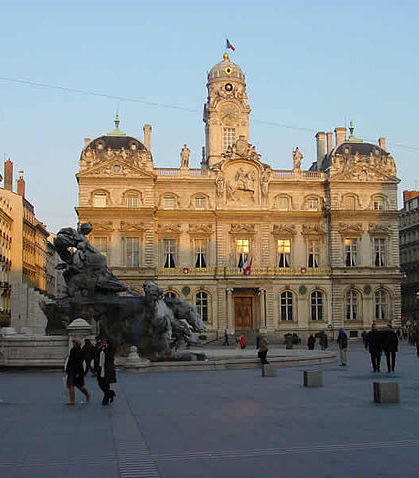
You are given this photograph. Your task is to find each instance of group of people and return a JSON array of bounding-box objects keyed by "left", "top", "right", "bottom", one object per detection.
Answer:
[
  {"left": 307, "top": 331, "right": 328, "bottom": 351},
  {"left": 364, "top": 323, "right": 399, "bottom": 373},
  {"left": 65, "top": 336, "right": 116, "bottom": 406}
]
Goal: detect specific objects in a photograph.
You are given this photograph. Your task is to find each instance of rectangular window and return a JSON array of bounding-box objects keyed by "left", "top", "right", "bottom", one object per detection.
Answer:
[
  {"left": 308, "top": 198, "right": 319, "bottom": 210},
  {"left": 195, "top": 197, "right": 206, "bottom": 209},
  {"left": 307, "top": 240, "right": 320, "bottom": 268},
  {"left": 311, "top": 292, "right": 323, "bottom": 321},
  {"left": 223, "top": 128, "right": 236, "bottom": 151},
  {"left": 125, "top": 237, "right": 139, "bottom": 267},
  {"left": 93, "top": 237, "right": 108, "bottom": 258},
  {"left": 127, "top": 195, "right": 139, "bottom": 208},
  {"left": 344, "top": 238, "right": 358, "bottom": 267},
  {"left": 164, "top": 197, "right": 175, "bottom": 209},
  {"left": 374, "top": 238, "right": 387, "bottom": 266},
  {"left": 236, "top": 239, "right": 249, "bottom": 267},
  {"left": 163, "top": 239, "right": 177, "bottom": 268},
  {"left": 194, "top": 239, "right": 207, "bottom": 268},
  {"left": 280, "top": 292, "right": 293, "bottom": 320},
  {"left": 93, "top": 193, "right": 107, "bottom": 207},
  {"left": 277, "top": 239, "right": 291, "bottom": 267}
]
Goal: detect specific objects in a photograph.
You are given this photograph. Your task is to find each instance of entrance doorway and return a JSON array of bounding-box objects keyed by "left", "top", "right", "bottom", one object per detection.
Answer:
[{"left": 234, "top": 296, "right": 253, "bottom": 328}]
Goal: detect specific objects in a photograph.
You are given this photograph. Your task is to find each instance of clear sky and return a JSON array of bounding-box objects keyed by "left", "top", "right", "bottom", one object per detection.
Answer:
[{"left": 1, "top": 0, "right": 418, "bottom": 232}]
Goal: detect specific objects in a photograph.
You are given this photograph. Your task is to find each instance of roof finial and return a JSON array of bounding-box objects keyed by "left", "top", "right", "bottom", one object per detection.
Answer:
[
  {"left": 223, "top": 52, "right": 229, "bottom": 62},
  {"left": 349, "top": 120, "right": 354, "bottom": 137},
  {"left": 347, "top": 120, "right": 363, "bottom": 143},
  {"left": 114, "top": 113, "right": 120, "bottom": 129},
  {"left": 107, "top": 112, "right": 126, "bottom": 137}
]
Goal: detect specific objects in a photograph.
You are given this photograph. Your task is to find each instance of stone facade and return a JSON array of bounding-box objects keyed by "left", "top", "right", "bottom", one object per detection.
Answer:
[{"left": 76, "top": 54, "right": 401, "bottom": 341}]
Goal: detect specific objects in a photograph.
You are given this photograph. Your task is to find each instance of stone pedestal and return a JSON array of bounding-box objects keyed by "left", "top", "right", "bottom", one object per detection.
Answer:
[
  {"left": 66, "top": 318, "right": 92, "bottom": 348},
  {"left": 304, "top": 370, "right": 323, "bottom": 387},
  {"left": 262, "top": 364, "right": 277, "bottom": 377},
  {"left": 124, "top": 346, "right": 150, "bottom": 372},
  {"left": 373, "top": 382, "right": 400, "bottom": 403}
]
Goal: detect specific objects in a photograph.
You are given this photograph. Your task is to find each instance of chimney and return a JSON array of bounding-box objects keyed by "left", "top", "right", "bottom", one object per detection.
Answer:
[
  {"left": 378, "top": 137, "right": 386, "bottom": 150},
  {"left": 326, "top": 132, "right": 333, "bottom": 154},
  {"left": 17, "top": 170, "right": 25, "bottom": 198},
  {"left": 143, "top": 124, "right": 152, "bottom": 150},
  {"left": 334, "top": 127, "right": 346, "bottom": 145},
  {"left": 84, "top": 138, "right": 91, "bottom": 147},
  {"left": 316, "top": 132, "right": 326, "bottom": 168},
  {"left": 4, "top": 159, "right": 13, "bottom": 191}
]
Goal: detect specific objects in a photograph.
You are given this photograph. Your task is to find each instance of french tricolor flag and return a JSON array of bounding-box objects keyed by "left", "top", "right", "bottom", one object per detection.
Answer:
[
  {"left": 243, "top": 256, "right": 253, "bottom": 276},
  {"left": 226, "top": 39, "right": 235, "bottom": 51}
]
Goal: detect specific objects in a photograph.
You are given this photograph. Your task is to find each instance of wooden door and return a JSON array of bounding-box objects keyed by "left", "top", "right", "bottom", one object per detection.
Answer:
[{"left": 234, "top": 297, "right": 253, "bottom": 328}]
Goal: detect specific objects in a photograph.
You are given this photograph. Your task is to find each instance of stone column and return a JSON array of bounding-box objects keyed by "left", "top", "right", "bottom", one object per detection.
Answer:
[
  {"left": 226, "top": 288, "right": 234, "bottom": 334},
  {"left": 258, "top": 288, "right": 266, "bottom": 329},
  {"left": 66, "top": 318, "right": 92, "bottom": 349}
]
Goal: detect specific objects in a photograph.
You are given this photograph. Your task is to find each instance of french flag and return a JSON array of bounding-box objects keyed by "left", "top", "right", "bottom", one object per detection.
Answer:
[
  {"left": 243, "top": 256, "right": 252, "bottom": 276},
  {"left": 226, "top": 39, "right": 235, "bottom": 51}
]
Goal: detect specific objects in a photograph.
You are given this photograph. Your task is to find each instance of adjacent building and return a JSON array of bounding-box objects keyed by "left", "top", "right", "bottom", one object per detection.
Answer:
[
  {"left": 76, "top": 53, "right": 401, "bottom": 340},
  {"left": 399, "top": 191, "right": 419, "bottom": 325}
]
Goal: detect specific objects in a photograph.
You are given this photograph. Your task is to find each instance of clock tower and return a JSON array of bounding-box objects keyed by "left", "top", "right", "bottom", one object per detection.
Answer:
[{"left": 203, "top": 53, "right": 251, "bottom": 167}]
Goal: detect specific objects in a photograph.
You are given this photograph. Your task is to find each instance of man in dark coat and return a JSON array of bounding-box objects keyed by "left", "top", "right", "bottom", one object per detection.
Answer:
[
  {"left": 337, "top": 328, "right": 348, "bottom": 366},
  {"left": 307, "top": 334, "right": 315, "bottom": 350},
  {"left": 365, "top": 324, "right": 382, "bottom": 372},
  {"left": 65, "top": 338, "right": 90, "bottom": 405},
  {"left": 82, "top": 338, "right": 95, "bottom": 376},
  {"left": 95, "top": 337, "right": 116, "bottom": 405},
  {"left": 382, "top": 323, "right": 399, "bottom": 373},
  {"left": 319, "top": 331, "right": 328, "bottom": 350},
  {"left": 257, "top": 335, "right": 269, "bottom": 364}
]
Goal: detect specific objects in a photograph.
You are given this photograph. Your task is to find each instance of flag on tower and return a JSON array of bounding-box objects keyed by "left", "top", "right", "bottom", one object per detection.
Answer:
[{"left": 226, "top": 39, "right": 235, "bottom": 51}]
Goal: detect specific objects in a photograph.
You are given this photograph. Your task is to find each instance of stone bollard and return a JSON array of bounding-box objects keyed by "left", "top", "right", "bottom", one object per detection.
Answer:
[
  {"left": 262, "top": 364, "right": 277, "bottom": 377},
  {"left": 373, "top": 382, "right": 400, "bottom": 403},
  {"left": 66, "top": 318, "right": 92, "bottom": 349},
  {"left": 124, "top": 346, "right": 150, "bottom": 372},
  {"left": 304, "top": 370, "right": 323, "bottom": 387}
]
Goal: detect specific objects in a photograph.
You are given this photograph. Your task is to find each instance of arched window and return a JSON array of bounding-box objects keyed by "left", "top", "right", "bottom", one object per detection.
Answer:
[
  {"left": 375, "top": 289, "right": 388, "bottom": 321},
  {"left": 194, "top": 196, "right": 207, "bottom": 209},
  {"left": 343, "top": 195, "right": 356, "bottom": 210},
  {"left": 164, "top": 291, "right": 177, "bottom": 299},
  {"left": 126, "top": 193, "right": 139, "bottom": 208},
  {"left": 195, "top": 291, "right": 208, "bottom": 322},
  {"left": 280, "top": 291, "right": 293, "bottom": 321},
  {"left": 345, "top": 290, "right": 358, "bottom": 320},
  {"left": 277, "top": 196, "right": 290, "bottom": 211},
  {"left": 373, "top": 197, "right": 384, "bottom": 211},
  {"left": 311, "top": 291, "right": 324, "bottom": 321}
]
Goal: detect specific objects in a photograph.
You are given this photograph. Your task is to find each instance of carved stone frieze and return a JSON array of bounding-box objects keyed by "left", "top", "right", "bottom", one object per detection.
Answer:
[
  {"left": 157, "top": 224, "right": 182, "bottom": 234},
  {"left": 119, "top": 221, "right": 145, "bottom": 232},
  {"left": 91, "top": 221, "right": 114, "bottom": 232},
  {"left": 337, "top": 222, "right": 364, "bottom": 235},
  {"left": 302, "top": 223, "right": 325, "bottom": 235},
  {"left": 221, "top": 136, "right": 261, "bottom": 162},
  {"left": 272, "top": 224, "right": 297, "bottom": 236},
  {"left": 368, "top": 223, "right": 391, "bottom": 235},
  {"left": 230, "top": 224, "right": 256, "bottom": 234},
  {"left": 188, "top": 224, "right": 213, "bottom": 234}
]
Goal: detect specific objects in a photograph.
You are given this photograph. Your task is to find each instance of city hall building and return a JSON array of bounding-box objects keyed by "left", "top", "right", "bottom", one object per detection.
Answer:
[{"left": 76, "top": 53, "right": 401, "bottom": 340}]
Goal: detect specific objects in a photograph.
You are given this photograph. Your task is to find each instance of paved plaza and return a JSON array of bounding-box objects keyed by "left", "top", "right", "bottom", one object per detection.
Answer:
[{"left": 1, "top": 342, "right": 419, "bottom": 478}]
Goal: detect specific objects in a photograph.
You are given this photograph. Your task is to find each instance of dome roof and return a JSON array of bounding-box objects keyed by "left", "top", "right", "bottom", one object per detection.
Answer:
[
  {"left": 85, "top": 115, "right": 147, "bottom": 153},
  {"left": 208, "top": 53, "right": 245, "bottom": 83},
  {"left": 332, "top": 142, "right": 389, "bottom": 157}
]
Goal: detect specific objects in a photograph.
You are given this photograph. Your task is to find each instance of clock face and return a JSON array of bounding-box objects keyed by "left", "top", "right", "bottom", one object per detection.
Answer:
[
  {"left": 221, "top": 105, "right": 238, "bottom": 126},
  {"left": 225, "top": 83, "right": 233, "bottom": 92}
]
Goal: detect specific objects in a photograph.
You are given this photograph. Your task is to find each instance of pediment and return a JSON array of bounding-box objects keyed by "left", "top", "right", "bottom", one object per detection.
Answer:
[
  {"left": 330, "top": 162, "right": 398, "bottom": 182},
  {"left": 368, "top": 223, "right": 391, "bottom": 235},
  {"left": 337, "top": 222, "right": 364, "bottom": 235},
  {"left": 188, "top": 224, "right": 213, "bottom": 234},
  {"left": 272, "top": 224, "right": 297, "bottom": 236},
  {"left": 157, "top": 224, "right": 182, "bottom": 234},
  {"left": 119, "top": 221, "right": 145, "bottom": 232},
  {"left": 302, "top": 223, "right": 325, "bottom": 235},
  {"left": 78, "top": 158, "right": 155, "bottom": 179},
  {"left": 230, "top": 223, "right": 256, "bottom": 234},
  {"left": 91, "top": 221, "right": 113, "bottom": 232}
]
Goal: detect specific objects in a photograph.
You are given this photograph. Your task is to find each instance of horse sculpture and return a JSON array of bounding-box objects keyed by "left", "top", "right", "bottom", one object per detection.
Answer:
[{"left": 41, "top": 224, "right": 206, "bottom": 361}]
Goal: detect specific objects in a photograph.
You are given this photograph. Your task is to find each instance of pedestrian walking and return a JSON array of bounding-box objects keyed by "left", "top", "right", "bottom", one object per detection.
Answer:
[
  {"left": 240, "top": 335, "right": 246, "bottom": 349},
  {"left": 223, "top": 329, "right": 229, "bottom": 346},
  {"left": 413, "top": 329, "right": 419, "bottom": 357},
  {"left": 257, "top": 334, "right": 269, "bottom": 364},
  {"left": 82, "top": 338, "right": 95, "bottom": 376},
  {"left": 65, "top": 338, "right": 91, "bottom": 405},
  {"left": 307, "top": 334, "right": 315, "bottom": 350},
  {"left": 337, "top": 328, "right": 348, "bottom": 366},
  {"left": 95, "top": 337, "right": 116, "bottom": 405},
  {"left": 382, "top": 323, "right": 398, "bottom": 373},
  {"left": 365, "top": 324, "right": 382, "bottom": 372},
  {"left": 319, "top": 331, "right": 328, "bottom": 350}
]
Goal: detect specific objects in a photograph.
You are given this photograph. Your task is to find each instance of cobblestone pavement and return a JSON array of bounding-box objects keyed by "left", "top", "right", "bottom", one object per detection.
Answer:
[{"left": 1, "top": 341, "right": 419, "bottom": 478}]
